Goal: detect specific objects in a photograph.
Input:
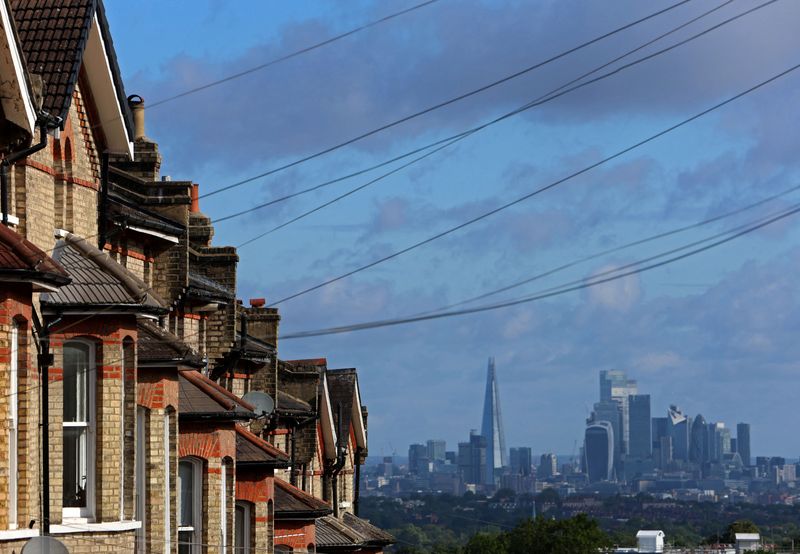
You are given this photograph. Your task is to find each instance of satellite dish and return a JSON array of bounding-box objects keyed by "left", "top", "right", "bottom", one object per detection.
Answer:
[
  {"left": 242, "top": 391, "right": 274, "bottom": 416},
  {"left": 22, "top": 537, "right": 69, "bottom": 554}
]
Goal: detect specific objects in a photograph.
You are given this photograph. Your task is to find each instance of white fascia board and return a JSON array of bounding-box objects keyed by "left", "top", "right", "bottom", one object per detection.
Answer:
[
  {"left": 127, "top": 225, "right": 180, "bottom": 244},
  {"left": 352, "top": 380, "right": 367, "bottom": 449},
  {"left": 0, "top": 0, "right": 37, "bottom": 133},
  {"left": 320, "top": 374, "right": 337, "bottom": 459},
  {"left": 83, "top": 14, "right": 133, "bottom": 157}
]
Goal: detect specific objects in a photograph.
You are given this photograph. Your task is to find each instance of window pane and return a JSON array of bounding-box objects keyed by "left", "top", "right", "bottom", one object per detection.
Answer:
[
  {"left": 179, "top": 461, "right": 194, "bottom": 526},
  {"left": 63, "top": 426, "right": 88, "bottom": 507},
  {"left": 235, "top": 505, "right": 245, "bottom": 552},
  {"left": 178, "top": 530, "right": 194, "bottom": 554},
  {"left": 64, "top": 343, "right": 90, "bottom": 423}
]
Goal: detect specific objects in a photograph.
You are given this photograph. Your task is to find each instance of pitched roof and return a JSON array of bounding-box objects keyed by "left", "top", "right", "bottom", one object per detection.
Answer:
[
  {"left": 315, "top": 515, "right": 367, "bottom": 549},
  {"left": 342, "top": 512, "right": 395, "bottom": 547},
  {"left": 179, "top": 370, "right": 255, "bottom": 420},
  {"left": 276, "top": 390, "right": 312, "bottom": 414},
  {"left": 274, "top": 478, "right": 331, "bottom": 519},
  {"left": 41, "top": 230, "right": 165, "bottom": 313},
  {"left": 187, "top": 271, "right": 234, "bottom": 303},
  {"left": 0, "top": 223, "right": 69, "bottom": 288},
  {"left": 108, "top": 194, "right": 183, "bottom": 239},
  {"left": 235, "top": 425, "right": 289, "bottom": 467},
  {"left": 10, "top": 0, "right": 94, "bottom": 121},
  {"left": 137, "top": 320, "right": 203, "bottom": 368}
]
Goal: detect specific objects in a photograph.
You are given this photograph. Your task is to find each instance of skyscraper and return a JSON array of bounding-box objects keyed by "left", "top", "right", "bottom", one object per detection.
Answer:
[
  {"left": 591, "top": 400, "right": 622, "bottom": 467},
  {"left": 599, "top": 370, "right": 637, "bottom": 454},
  {"left": 510, "top": 447, "right": 533, "bottom": 476},
  {"left": 458, "top": 430, "right": 487, "bottom": 485},
  {"left": 690, "top": 414, "right": 708, "bottom": 464},
  {"left": 408, "top": 443, "right": 428, "bottom": 474},
  {"left": 481, "top": 357, "right": 507, "bottom": 486},
  {"left": 737, "top": 423, "right": 751, "bottom": 466},
  {"left": 628, "top": 394, "right": 651, "bottom": 459},
  {"left": 538, "top": 453, "right": 558, "bottom": 479},
  {"left": 585, "top": 421, "right": 614, "bottom": 483},
  {"left": 427, "top": 439, "right": 446, "bottom": 463},
  {"left": 668, "top": 405, "right": 690, "bottom": 462}
]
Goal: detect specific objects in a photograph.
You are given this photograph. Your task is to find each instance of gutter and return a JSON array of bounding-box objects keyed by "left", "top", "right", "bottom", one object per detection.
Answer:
[{"left": 179, "top": 411, "right": 256, "bottom": 422}]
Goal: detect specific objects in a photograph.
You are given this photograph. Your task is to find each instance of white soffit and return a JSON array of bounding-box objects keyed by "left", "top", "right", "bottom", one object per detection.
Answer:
[
  {"left": 352, "top": 381, "right": 367, "bottom": 449},
  {"left": 83, "top": 14, "right": 133, "bottom": 157},
  {"left": 0, "top": 0, "right": 36, "bottom": 133}
]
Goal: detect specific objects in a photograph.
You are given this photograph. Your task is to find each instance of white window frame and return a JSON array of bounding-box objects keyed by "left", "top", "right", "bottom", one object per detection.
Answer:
[
  {"left": 8, "top": 321, "right": 19, "bottom": 529},
  {"left": 178, "top": 457, "right": 202, "bottom": 554},
  {"left": 234, "top": 501, "right": 252, "bottom": 554},
  {"left": 62, "top": 339, "right": 96, "bottom": 521},
  {"left": 135, "top": 407, "right": 146, "bottom": 553}
]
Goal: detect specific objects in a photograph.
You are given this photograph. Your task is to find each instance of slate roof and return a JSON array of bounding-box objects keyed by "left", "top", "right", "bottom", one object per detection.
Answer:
[
  {"left": 187, "top": 271, "right": 234, "bottom": 303},
  {"left": 235, "top": 425, "right": 289, "bottom": 467},
  {"left": 41, "top": 231, "right": 165, "bottom": 313},
  {"left": 137, "top": 320, "right": 203, "bottom": 368},
  {"left": 10, "top": 0, "right": 132, "bottom": 132},
  {"left": 276, "top": 390, "right": 312, "bottom": 414},
  {"left": 179, "top": 370, "right": 255, "bottom": 420},
  {"left": 0, "top": 223, "right": 69, "bottom": 288},
  {"left": 326, "top": 369, "right": 357, "bottom": 439},
  {"left": 315, "top": 515, "right": 366, "bottom": 549},
  {"left": 342, "top": 512, "right": 394, "bottom": 547},
  {"left": 273, "top": 478, "right": 331, "bottom": 519},
  {"left": 235, "top": 333, "right": 274, "bottom": 361}
]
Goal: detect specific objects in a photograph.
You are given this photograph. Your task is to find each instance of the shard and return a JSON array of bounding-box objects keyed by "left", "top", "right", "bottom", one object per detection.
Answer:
[{"left": 481, "top": 357, "right": 507, "bottom": 486}]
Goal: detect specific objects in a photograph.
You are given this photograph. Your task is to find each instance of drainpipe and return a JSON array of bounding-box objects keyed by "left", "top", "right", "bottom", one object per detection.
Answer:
[
  {"left": 354, "top": 446, "right": 364, "bottom": 516},
  {"left": 301, "top": 462, "right": 307, "bottom": 492},
  {"left": 290, "top": 426, "right": 298, "bottom": 487},
  {"left": 97, "top": 152, "right": 109, "bottom": 249},
  {"left": 2, "top": 120, "right": 50, "bottom": 225},
  {"left": 330, "top": 403, "right": 346, "bottom": 518},
  {"left": 32, "top": 310, "right": 61, "bottom": 535}
]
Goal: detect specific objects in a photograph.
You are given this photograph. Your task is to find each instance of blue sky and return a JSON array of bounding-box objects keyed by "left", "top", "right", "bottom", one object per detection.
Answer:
[{"left": 106, "top": 0, "right": 800, "bottom": 458}]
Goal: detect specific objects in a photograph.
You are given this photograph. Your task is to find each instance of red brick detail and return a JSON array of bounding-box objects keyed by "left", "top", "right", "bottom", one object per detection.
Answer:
[
  {"left": 138, "top": 370, "right": 179, "bottom": 409},
  {"left": 104, "top": 243, "right": 155, "bottom": 263},
  {"left": 275, "top": 521, "right": 316, "bottom": 551},
  {"left": 179, "top": 422, "right": 236, "bottom": 460},
  {"left": 268, "top": 429, "right": 291, "bottom": 436},
  {"left": 19, "top": 159, "right": 100, "bottom": 190},
  {"left": 236, "top": 469, "right": 274, "bottom": 504}
]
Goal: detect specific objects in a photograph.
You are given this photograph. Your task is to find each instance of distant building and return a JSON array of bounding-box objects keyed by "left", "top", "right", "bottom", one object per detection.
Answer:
[
  {"left": 585, "top": 421, "right": 614, "bottom": 483},
  {"left": 458, "top": 430, "right": 487, "bottom": 486},
  {"left": 636, "top": 530, "right": 665, "bottom": 553},
  {"left": 657, "top": 436, "right": 673, "bottom": 469},
  {"left": 408, "top": 444, "right": 428, "bottom": 474},
  {"left": 510, "top": 447, "right": 533, "bottom": 477},
  {"left": 600, "top": 370, "right": 637, "bottom": 454},
  {"left": 734, "top": 533, "right": 761, "bottom": 552},
  {"left": 690, "top": 414, "right": 708, "bottom": 464},
  {"left": 736, "top": 423, "right": 751, "bottom": 466},
  {"left": 628, "top": 394, "right": 651, "bottom": 459},
  {"left": 591, "top": 400, "right": 622, "bottom": 467},
  {"left": 667, "top": 405, "right": 690, "bottom": 462},
  {"left": 445, "top": 451, "right": 457, "bottom": 465},
  {"left": 427, "top": 439, "right": 446, "bottom": 463},
  {"left": 539, "top": 453, "right": 558, "bottom": 479},
  {"left": 481, "top": 358, "right": 507, "bottom": 487}
]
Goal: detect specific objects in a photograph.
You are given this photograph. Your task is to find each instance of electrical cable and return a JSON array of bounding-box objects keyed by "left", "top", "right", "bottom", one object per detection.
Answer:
[
  {"left": 200, "top": 0, "right": 694, "bottom": 199},
  {"left": 214, "top": 0, "right": 739, "bottom": 225},
  {"left": 279, "top": 201, "right": 800, "bottom": 339},
  {"left": 267, "top": 61, "right": 800, "bottom": 307}
]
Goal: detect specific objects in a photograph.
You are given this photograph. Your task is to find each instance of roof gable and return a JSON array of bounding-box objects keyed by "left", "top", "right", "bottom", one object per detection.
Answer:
[
  {"left": 327, "top": 368, "right": 367, "bottom": 450},
  {"left": 0, "top": 0, "right": 37, "bottom": 136},
  {"left": 179, "top": 370, "right": 255, "bottom": 418},
  {"left": 137, "top": 320, "right": 203, "bottom": 367},
  {"left": 274, "top": 478, "right": 331, "bottom": 518},
  {"left": 0, "top": 223, "right": 68, "bottom": 288},
  {"left": 235, "top": 425, "right": 289, "bottom": 466}
]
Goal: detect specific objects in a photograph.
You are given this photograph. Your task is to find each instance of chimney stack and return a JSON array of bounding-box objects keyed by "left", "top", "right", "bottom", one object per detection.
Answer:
[
  {"left": 250, "top": 298, "right": 266, "bottom": 308},
  {"left": 128, "top": 95, "right": 145, "bottom": 140},
  {"left": 191, "top": 184, "right": 200, "bottom": 213}
]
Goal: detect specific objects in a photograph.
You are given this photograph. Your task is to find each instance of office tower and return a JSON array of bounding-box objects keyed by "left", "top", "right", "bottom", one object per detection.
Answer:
[
  {"left": 652, "top": 417, "right": 669, "bottom": 450},
  {"left": 599, "top": 370, "right": 637, "bottom": 454},
  {"left": 730, "top": 438, "right": 737, "bottom": 454},
  {"left": 706, "top": 422, "right": 728, "bottom": 463},
  {"left": 427, "top": 439, "right": 446, "bottom": 463},
  {"left": 737, "top": 423, "right": 751, "bottom": 466},
  {"left": 510, "top": 447, "right": 533, "bottom": 476},
  {"left": 445, "top": 451, "right": 457, "bottom": 465},
  {"left": 628, "top": 394, "right": 651, "bottom": 458},
  {"left": 539, "top": 453, "right": 558, "bottom": 479},
  {"left": 718, "top": 426, "right": 731, "bottom": 458},
  {"left": 585, "top": 421, "right": 614, "bottom": 483},
  {"left": 457, "top": 430, "right": 487, "bottom": 486},
  {"left": 658, "top": 436, "right": 673, "bottom": 469},
  {"left": 591, "top": 400, "right": 622, "bottom": 467},
  {"left": 408, "top": 444, "right": 427, "bottom": 474},
  {"left": 667, "top": 405, "right": 690, "bottom": 462},
  {"left": 481, "top": 357, "right": 507, "bottom": 486},
  {"left": 690, "top": 414, "right": 708, "bottom": 463}
]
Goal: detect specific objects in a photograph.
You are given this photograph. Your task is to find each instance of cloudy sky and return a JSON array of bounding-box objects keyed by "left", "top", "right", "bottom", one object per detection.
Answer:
[{"left": 106, "top": 0, "right": 800, "bottom": 459}]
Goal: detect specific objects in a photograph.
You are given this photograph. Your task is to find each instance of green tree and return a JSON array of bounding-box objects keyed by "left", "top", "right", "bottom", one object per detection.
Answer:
[
  {"left": 506, "top": 514, "right": 611, "bottom": 554},
  {"left": 463, "top": 531, "right": 509, "bottom": 554},
  {"left": 722, "top": 520, "right": 760, "bottom": 544}
]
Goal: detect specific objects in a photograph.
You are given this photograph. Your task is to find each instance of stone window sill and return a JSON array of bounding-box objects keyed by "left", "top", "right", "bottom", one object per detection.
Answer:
[{"left": 51, "top": 520, "right": 142, "bottom": 534}]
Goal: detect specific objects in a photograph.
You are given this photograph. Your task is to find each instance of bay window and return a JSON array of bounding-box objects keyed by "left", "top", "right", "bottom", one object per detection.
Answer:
[{"left": 62, "top": 340, "right": 94, "bottom": 518}]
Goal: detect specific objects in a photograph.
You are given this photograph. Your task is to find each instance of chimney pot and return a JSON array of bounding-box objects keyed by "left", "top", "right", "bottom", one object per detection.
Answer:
[
  {"left": 250, "top": 298, "right": 266, "bottom": 308},
  {"left": 191, "top": 184, "right": 200, "bottom": 212},
  {"left": 127, "top": 94, "right": 145, "bottom": 140}
]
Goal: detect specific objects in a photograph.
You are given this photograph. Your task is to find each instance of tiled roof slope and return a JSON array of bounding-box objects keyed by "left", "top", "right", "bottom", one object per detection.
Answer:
[
  {"left": 235, "top": 426, "right": 289, "bottom": 466},
  {"left": 137, "top": 320, "right": 203, "bottom": 368},
  {"left": 187, "top": 271, "right": 234, "bottom": 302},
  {"left": 0, "top": 224, "right": 69, "bottom": 287},
  {"left": 326, "top": 369, "right": 357, "bottom": 438},
  {"left": 342, "top": 512, "right": 394, "bottom": 546},
  {"left": 41, "top": 231, "right": 165, "bottom": 312},
  {"left": 276, "top": 390, "right": 312, "bottom": 414},
  {"left": 274, "top": 478, "right": 331, "bottom": 518},
  {"left": 315, "top": 515, "right": 366, "bottom": 548},
  {"left": 10, "top": 0, "right": 95, "bottom": 121},
  {"left": 179, "top": 370, "right": 255, "bottom": 418},
  {"left": 108, "top": 194, "right": 184, "bottom": 237}
]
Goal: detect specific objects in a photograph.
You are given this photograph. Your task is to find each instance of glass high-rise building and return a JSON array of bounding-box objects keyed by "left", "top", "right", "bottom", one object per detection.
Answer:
[
  {"left": 737, "top": 423, "right": 751, "bottom": 466},
  {"left": 585, "top": 421, "right": 614, "bottom": 483},
  {"left": 427, "top": 439, "right": 446, "bottom": 463},
  {"left": 539, "top": 453, "right": 557, "bottom": 479},
  {"left": 628, "top": 394, "right": 651, "bottom": 459},
  {"left": 668, "top": 405, "right": 690, "bottom": 462},
  {"left": 592, "top": 400, "right": 622, "bottom": 467},
  {"left": 510, "top": 447, "right": 533, "bottom": 477},
  {"left": 481, "top": 357, "right": 507, "bottom": 486},
  {"left": 690, "top": 414, "right": 708, "bottom": 463},
  {"left": 599, "top": 370, "right": 637, "bottom": 454}
]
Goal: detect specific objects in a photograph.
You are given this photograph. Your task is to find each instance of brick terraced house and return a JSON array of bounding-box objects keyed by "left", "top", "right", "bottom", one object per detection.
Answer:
[{"left": 0, "top": 0, "right": 393, "bottom": 553}]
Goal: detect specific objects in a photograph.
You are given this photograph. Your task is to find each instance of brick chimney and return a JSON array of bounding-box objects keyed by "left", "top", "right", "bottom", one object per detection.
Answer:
[
  {"left": 241, "top": 299, "right": 280, "bottom": 348},
  {"left": 110, "top": 94, "right": 162, "bottom": 180}
]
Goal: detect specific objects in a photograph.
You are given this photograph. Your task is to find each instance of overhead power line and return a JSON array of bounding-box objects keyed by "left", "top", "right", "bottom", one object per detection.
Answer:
[
  {"left": 215, "top": 0, "right": 740, "bottom": 226},
  {"left": 280, "top": 202, "right": 800, "bottom": 339},
  {"left": 266, "top": 61, "right": 800, "bottom": 307},
  {"left": 146, "top": 0, "right": 443, "bottom": 109},
  {"left": 228, "top": 0, "right": 766, "bottom": 240},
  {"left": 416, "top": 182, "right": 800, "bottom": 315},
  {"left": 200, "top": 0, "right": 693, "bottom": 199}
]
